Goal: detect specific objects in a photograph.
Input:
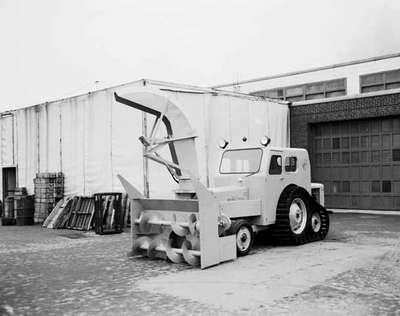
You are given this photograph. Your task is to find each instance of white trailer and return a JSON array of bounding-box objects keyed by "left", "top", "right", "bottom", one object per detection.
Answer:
[{"left": 0, "top": 79, "right": 289, "bottom": 203}]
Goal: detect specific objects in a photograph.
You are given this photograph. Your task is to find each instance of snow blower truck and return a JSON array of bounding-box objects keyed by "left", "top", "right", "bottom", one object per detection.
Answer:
[{"left": 114, "top": 91, "right": 329, "bottom": 269}]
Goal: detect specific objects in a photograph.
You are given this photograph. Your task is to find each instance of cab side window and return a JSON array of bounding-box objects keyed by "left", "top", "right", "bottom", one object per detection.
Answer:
[
  {"left": 269, "top": 155, "right": 282, "bottom": 175},
  {"left": 285, "top": 156, "right": 297, "bottom": 172}
]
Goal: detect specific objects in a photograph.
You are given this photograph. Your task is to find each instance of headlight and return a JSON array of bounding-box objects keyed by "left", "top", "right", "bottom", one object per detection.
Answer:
[
  {"left": 218, "top": 138, "right": 229, "bottom": 149},
  {"left": 260, "top": 136, "right": 271, "bottom": 146}
]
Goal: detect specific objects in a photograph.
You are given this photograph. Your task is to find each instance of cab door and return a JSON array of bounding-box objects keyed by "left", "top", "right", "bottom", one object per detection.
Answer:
[{"left": 264, "top": 151, "right": 286, "bottom": 224}]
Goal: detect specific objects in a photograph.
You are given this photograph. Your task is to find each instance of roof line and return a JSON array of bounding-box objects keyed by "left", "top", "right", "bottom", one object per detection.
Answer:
[
  {"left": 3, "top": 78, "right": 212, "bottom": 111},
  {"left": 2, "top": 79, "right": 146, "bottom": 112},
  {"left": 212, "top": 52, "right": 400, "bottom": 88},
  {"left": 2, "top": 78, "right": 288, "bottom": 113}
]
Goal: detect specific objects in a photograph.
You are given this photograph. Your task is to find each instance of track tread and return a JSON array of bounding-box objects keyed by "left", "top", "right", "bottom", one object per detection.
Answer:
[{"left": 271, "top": 185, "right": 330, "bottom": 246}]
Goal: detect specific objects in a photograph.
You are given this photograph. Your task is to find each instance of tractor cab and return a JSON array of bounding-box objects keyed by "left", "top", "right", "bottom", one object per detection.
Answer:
[
  {"left": 214, "top": 145, "right": 311, "bottom": 190},
  {"left": 211, "top": 144, "right": 313, "bottom": 226}
]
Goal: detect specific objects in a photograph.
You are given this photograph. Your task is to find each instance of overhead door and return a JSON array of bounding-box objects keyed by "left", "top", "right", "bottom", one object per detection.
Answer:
[{"left": 312, "top": 117, "right": 400, "bottom": 210}]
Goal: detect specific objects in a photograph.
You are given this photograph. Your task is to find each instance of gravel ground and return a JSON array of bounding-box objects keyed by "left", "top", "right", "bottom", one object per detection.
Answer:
[{"left": 0, "top": 213, "right": 400, "bottom": 315}]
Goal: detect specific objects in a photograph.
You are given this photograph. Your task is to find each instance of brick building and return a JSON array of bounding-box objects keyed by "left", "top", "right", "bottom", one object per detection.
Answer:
[{"left": 214, "top": 53, "right": 400, "bottom": 211}]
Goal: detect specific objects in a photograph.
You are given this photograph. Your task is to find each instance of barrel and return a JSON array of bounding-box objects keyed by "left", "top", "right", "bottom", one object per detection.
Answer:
[
  {"left": 4, "top": 196, "right": 14, "bottom": 218},
  {"left": 14, "top": 196, "right": 34, "bottom": 225},
  {"left": 1, "top": 197, "right": 16, "bottom": 225}
]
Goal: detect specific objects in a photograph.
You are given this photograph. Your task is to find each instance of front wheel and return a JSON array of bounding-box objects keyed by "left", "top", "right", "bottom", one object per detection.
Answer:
[{"left": 230, "top": 220, "right": 254, "bottom": 256}]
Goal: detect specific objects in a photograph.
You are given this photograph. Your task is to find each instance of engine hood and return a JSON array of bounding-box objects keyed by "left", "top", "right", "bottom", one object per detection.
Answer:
[{"left": 208, "top": 185, "right": 249, "bottom": 201}]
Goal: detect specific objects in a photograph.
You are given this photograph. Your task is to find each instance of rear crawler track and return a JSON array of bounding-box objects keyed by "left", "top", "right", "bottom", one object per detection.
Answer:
[{"left": 271, "top": 185, "right": 330, "bottom": 245}]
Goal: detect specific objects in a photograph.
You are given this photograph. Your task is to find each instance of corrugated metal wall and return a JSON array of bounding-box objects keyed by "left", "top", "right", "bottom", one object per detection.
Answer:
[{"left": 0, "top": 114, "right": 14, "bottom": 166}]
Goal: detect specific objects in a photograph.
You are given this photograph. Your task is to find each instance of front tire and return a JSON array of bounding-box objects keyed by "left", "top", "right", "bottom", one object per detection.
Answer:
[{"left": 230, "top": 219, "right": 254, "bottom": 256}]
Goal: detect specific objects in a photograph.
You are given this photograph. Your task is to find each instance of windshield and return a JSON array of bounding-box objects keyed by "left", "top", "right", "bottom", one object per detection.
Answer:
[{"left": 219, "top": 148, "right": 263, "bottom": 174}]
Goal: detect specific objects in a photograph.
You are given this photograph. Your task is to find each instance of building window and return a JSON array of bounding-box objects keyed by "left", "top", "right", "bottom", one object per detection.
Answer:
[
  {"left": 342, "top": 152, "right": 350, "bottom": 164},
  {"left": 382, "top": 181, "right": 391, "bottom": 193},
  {"left": 371, "top": 181, "right": 380, "bottom": 192},
  {"left": 342, "top": 181, "right": 350, "bottom": 192},
  {"left": 265, "top": 89, "right": 284, "bottom": 100},
  {"left": 360, "top": 69, "right": 400, "bottom": 93},
  {"left": 252, "top": 78, "right": 346, "bottom": 102},
  {"left": 332, "top": 138, "right": 340, "bottom": 149},
  {"left": 325, "top": 79, "right": 347, "bottom": 98},
  {"left": 305, "top": 82, "right": 324, "bottom": 100},
  {"left": 393, "top": 149, "right": 400, "bottom": 161},
  {"left": 286, "top": 86, "right": 304, "bottom": 101},
  {"left": 333, "top": 181, "right": 341, "bottom": 193}
]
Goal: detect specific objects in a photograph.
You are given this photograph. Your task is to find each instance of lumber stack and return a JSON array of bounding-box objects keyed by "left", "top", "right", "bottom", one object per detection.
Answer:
[{"left": 34, "top": 172, "right": 64, "bottom": 223}]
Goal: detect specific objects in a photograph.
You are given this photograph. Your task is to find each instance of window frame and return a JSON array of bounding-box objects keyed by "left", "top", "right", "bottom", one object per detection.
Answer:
[
  {"left": 269, "top": 154, "right": 283, "bottom": 175},
  {"left": 284, "top": 156, "right": 298, "bottom": 172},
  {"left": 251, "top": 78, "right": 347, "bottom": 102},
  {"left": 382, "top": 180, "right": 392, "bottom": 193},
  {"left": 219, "top": 148, "right": 263, "bottom": 174},
  {"left": 360, "top": 69, "right": 400, "bottom": 94}
]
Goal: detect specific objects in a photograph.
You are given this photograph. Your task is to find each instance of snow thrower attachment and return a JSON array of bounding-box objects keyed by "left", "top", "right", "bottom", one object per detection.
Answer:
[
  {"left": 118, "top": 174, "right": 237, "bottom": 269},
  {"left": 114, "top": 91, "right": 236, "bottom": 268}
]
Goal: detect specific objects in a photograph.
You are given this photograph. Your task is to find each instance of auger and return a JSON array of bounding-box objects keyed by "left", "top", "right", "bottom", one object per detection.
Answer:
[{"left": 115, "top": 90, "right": 329, "bottom": 269}]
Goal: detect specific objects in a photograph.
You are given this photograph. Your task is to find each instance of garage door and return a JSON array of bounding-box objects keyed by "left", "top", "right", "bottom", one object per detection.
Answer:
[{"left": 312, "top": 117, "right": 400, "bottom": 210}]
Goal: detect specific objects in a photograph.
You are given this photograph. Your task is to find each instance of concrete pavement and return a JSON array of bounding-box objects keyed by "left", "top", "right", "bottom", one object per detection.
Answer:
[{"left": 0, "top": 213, "right": 400, "bottom": 315}]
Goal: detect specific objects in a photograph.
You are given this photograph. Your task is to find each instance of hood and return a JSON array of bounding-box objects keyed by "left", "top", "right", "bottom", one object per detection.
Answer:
[{"left": 208, "top": 185, "right": 249, "bottom": 201}]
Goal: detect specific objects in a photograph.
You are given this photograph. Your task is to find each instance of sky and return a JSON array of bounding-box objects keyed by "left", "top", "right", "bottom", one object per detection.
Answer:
[{"left": 1, "top": 0, "right": 400, "bottom": 110}]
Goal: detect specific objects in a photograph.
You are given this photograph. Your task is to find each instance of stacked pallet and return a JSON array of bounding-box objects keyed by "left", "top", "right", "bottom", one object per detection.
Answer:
[
  {"left": 66, "top": 197, "right": 95, "bottom": 230},
  {"left": 94, "top": 193, "right": 123, "bottom": 234},
  {"left": 43, "top": 196, "right": 95, "bottom": 230},
  {"left": 34, "top": 172, "right": 64, "bottom": 223},
  {"left": 43, "top": 193, "right": 131, "bottom": 231}
]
